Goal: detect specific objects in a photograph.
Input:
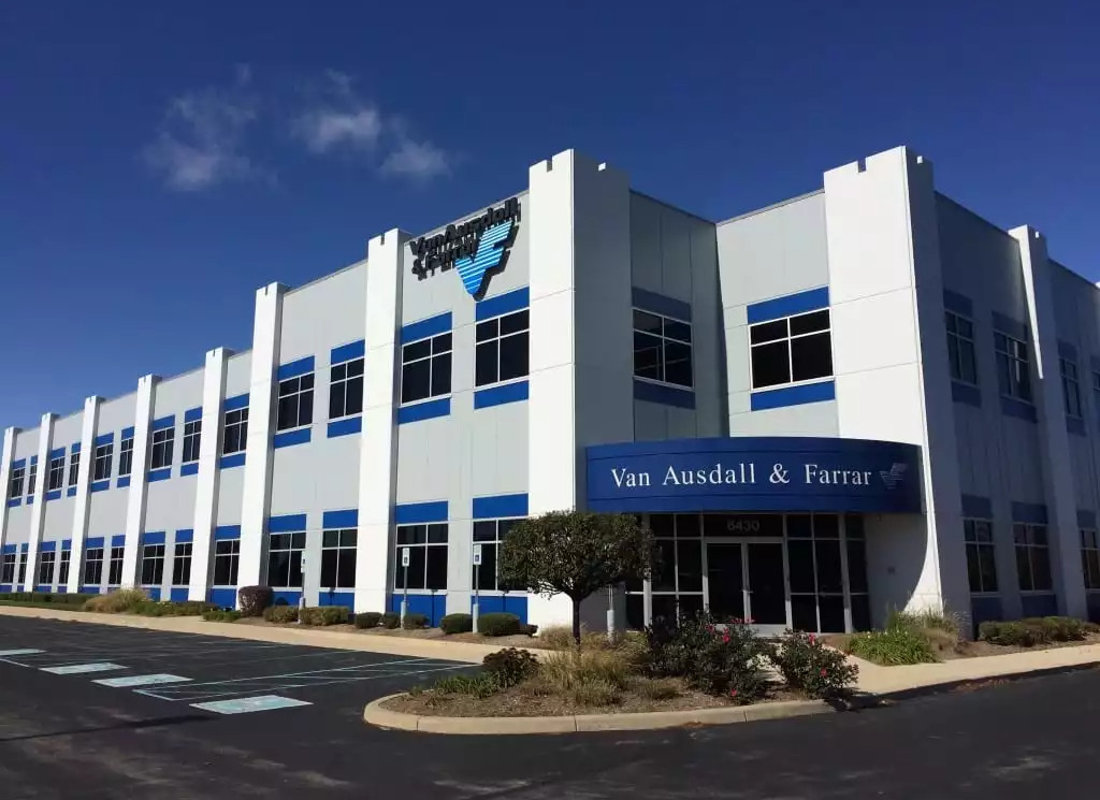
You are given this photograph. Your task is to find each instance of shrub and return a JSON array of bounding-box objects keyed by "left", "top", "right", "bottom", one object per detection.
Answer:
[
  {"left": 635, "top": 678, "right": 680, "bottom": 701},
  {"left": 237, "top": 586, "right": 273, "bottom": 617},
  {"left": 355, "top": 612, "right": 382, "bottom": 629},
  {"left": 83, "top": 588, "right": 148, "bottom": 614},
  {"left": 402, "top": 612, "right": 428, "bottom": 630},
  {"left": 770, "top": 630, "right": 858, "bottom": 699},
  {"left": 202, "top": 609, "right": 242, "bottom": 622},
  {"left": 380, "top": 612, "right": 401, "bottom": 629},
  {"left": 1039, "top": 616, "right": 1087, "bottom": 641},
  {"left": 299, "top": 606, "right": 350, "bottom": 626},
  {"left": 979, "top": 616, "right": 1088, "bottom": 647},
  {"left": 846, "top": 626, "right": 936, "bottom": 665},
  {"left": 572, "top": 679, "right": 624, "bottom": 707},
  {"left": 432, "top": 673, "right": 501, "bottom": 698},
  {"left": 479, "top": 612, "right": 521, "bottom": 637},
  {"left": 541, "top": 647, "right": 633, "bottom": 693},
  {"left": 887, "top": 607, "right": 961, "bottom": 635},
  {"left": 521, "top": 623, "right": 539, "bottom": 636},
  {"left": 482, "top": 648, "right": 539, "bottom": 688},
  {"left": 263, "top": 605, "right": 299, "bottom": 624},
  {"left": 440, "top": 613, "right": 473, "bottom": 634}
]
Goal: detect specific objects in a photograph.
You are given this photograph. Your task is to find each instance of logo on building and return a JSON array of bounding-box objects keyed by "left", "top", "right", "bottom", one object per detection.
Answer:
[
  {"left": 879, "top": 462, "right": 908, "bottom": 490},
  {"left": 409, "top": 197, "right": 520, "bottom": 298}
]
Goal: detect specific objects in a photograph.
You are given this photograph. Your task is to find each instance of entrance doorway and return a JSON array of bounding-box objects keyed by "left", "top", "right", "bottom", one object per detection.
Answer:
[{"left": 705, "top": 541, "right": 787, "bottom": 631}]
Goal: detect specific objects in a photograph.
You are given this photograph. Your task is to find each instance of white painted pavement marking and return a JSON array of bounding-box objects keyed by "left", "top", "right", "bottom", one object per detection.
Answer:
[
  {"left": 40, "top": 662, "right": 127, "bottom": 675},
  {"left": 191, "top": 695, "right": 312, "bottom": 715},
  {"left": 93, "top": 673, "right": 191, "bottom": 688},
  {"left": 0, "top": 649, "right": 45, "bottom": 657}
]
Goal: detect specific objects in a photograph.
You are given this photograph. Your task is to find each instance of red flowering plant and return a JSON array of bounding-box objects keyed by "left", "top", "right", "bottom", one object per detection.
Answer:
[{"left": 769, "top": 629, "right": 858, "bottom": 699}]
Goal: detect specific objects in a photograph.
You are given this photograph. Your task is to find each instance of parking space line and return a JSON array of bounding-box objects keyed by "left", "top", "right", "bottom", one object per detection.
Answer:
[
  {"left": 40, "top": 662, "right": 127, "bottom": 675},
  {"left": 0, "top": 649, "right": 44, "bottom": 657},
  {"left": 93, "top": 673, "right": 191, "bottom": 688},
  {"left": 191, "top": 695, "right": 313, "bottom": 715}
]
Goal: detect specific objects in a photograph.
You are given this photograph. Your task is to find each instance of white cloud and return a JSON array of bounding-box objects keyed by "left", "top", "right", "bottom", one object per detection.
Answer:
[
  {"left": 381, "top": 137, "right": 451, "bottom": 180},
  {"left": 292, "top": 71, "right": 382, "bottom": 154}
]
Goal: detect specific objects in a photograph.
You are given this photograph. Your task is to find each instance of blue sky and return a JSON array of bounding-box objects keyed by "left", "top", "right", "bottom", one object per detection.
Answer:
[{"left": 2, "top": 1, "right": 1097, "bottom": 429}]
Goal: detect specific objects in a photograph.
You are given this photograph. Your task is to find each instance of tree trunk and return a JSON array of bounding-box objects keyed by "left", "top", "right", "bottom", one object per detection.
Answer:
[{"left": 572, "top": 597, "right": 582, "bottom": 647}]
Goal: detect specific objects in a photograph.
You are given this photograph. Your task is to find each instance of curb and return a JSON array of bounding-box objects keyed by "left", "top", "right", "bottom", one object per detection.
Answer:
[{"left": 362, "top": 693, "right": 856, "bottom": 735}]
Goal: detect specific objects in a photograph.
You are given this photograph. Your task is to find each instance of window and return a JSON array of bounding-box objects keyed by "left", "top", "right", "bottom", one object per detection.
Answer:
[
  {"left": 995, "top": 331, "right": 1032, "bottom": 402},
  {"left": 17, "top": 552, "right": 26, "bottom": 585},
  {"left": 38, "top": 551, "right": 55, "bottom": 585},
  {"left": 1, "top": 553, "right": 15, "bottom": 584},
  {"left": 8, "top": 465, "right": 24, "bottom": 499},
  {"left": 93, "top": 443, "right": 113, "bottom": 481},
  {"left": 83, "top": 547, "right": 104, "bottom": 585},
  {"left": 633, "top": 309, "right": 692, "bottom": 388},
  {"left": 277, "top": 374, "right": 314, "bottom": 431},
  {"left": 182, "top": 420, "right": 201, "bottom": 463},
  {"left": 1081, "top": 529, "right": 1100, "bottom": 590},
  {"left": 223, "top": 408, "right": 248, "bottom": 455},
  {"left": 329, "top": 358, "right": 364, "bottom": 419},
  {"left": 472, "top": 518, "right": 522, "bottom": 591},
  {"left": 141, "top": 544, "right": 165, "bottom": 585},
  {"left": 58, "top": 550, "right": 70, "bottom": 586},
  {"left": 320, "top": 529, "right": 357, "bottom": 589},
  {"left": 945, "top": 311, "right": 978, "bottom": 385},
  {"left": 476, "top": 310, "right": 529, "bottom": 387},
  {"left": 394, "top": 524, "right": 448, "bottom": 591},
  {"left": 26, "top": 463, "right": 37, "bottom": 496},
  {"left": 401, "top": 333, "right": 452, "bottom": 404},
  {"left": 119, "top": 435, "right": 134, "bottom": 476},
  {"left": 68, "top": 450, "right": 80, "bottom": 486},
  {"left": 267, "top": 532, "right": 305, "bottom": 587},
  {"left": 1014, "top": 523, "right": 1051, "bottom": 591},
  {"left": 172, "top": 542, "right": 192, "bottom": 586},
  {"left": 750, "top": 310, "right": 833, "bottom": 390},
  {"left": 964, "top": 519, "right": 998, "bottom": 593},
  {"left": 47, "top": 456, "right": 64, "bottom": 491},
  {"left": 1061, "top": 358, "right": 1082, "bottom": 418},
  {"left": 213, "top": 539, "right": 239, "bottom": 586},
  {"left": 108, "top": 546, "right": 124, "bottom": 585},
  {"left": 150, "top": 427, "right": 174, "bottom": 470}
]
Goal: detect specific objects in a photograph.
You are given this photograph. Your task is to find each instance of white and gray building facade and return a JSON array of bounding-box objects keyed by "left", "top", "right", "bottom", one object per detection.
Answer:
[{"left": 3, "top": 146, "right": 1099, "bottom": 634}]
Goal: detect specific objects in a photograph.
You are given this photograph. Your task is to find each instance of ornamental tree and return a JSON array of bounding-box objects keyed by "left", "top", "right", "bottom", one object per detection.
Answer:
[{"left": 499, "top": 510, "right": 655, "bottom": 646}]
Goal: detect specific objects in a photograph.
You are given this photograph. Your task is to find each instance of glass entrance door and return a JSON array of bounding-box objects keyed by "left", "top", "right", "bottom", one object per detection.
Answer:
[
  {"left": 746, "top": 542, "right": 787, "bottom": 627},
  {"left": 706, "top": 541, "right": 789, "bottom": 629},
  {"left": 705, "top": 543, "right": 744, "bottom": 620}
]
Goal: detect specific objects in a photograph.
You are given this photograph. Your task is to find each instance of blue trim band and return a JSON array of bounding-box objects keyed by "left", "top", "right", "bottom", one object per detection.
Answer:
[
  {"left": 66, "top": 487, "right": 77, "bottom": 497},
  {"left": 49, "top": 447, "right": 66, "bottom": 460},
  {"left": 121, "top": 426, "right": 135, "bottom": 439},
  {"left": 30, "top": 456, "right": 37, "bottom": 465},
  {"left": 20, "top": 543, "right": 27, "bottom": 552},
  {"left": 1067, "top": 416, "right": 1086, "bottom": 437},
  {"left": 277, "top": 356, "right": 315, "bottom": 381},
  {"left": 327, "top": 417, "right": 362, "bottom": 438},
  {"left": 747, "top": 287, "right": 829, "bottom": 325},
  {"left": 219, "top": 453, "right": 246, "bottom": 469},
  {"left": 5, "top": 498, "right": 20, "bottom": 508},
  {"left": 141, "top": 531, "right": 166, "bottom": 546},
  {"left": 395, "top": 501, "right": 448, "bottom": 524},
  {"left": 61, "top": 539, "right": 71, "bottom": 551},
  {"left": 322, "top": 509, "right": 358, "bottom": 529},
  {"left": 85, "top": 537, "right": 105, "bottom": 549},
  {"left": 214, "top": 525, "right": 240, "bottom": 541},
  {"left": 992, "top": 311, "right": 1029, "bottom": 341},
  {"left": 40, "top": 541, "right": 56, "bottom": 552},
  {"left": 147, "top": 468, "right": 171, "bottom": 483},
  {"left": 71, "top": 442, "right": 81, "bottom": 453},
  {"left": 184, "top": 407, "right": 203, "bottom": 423},
  {"left": 116, "top": 476, "right": 131, "bottom": 488},
  {"left": 90, "top": 480, "right": 110, "bottom": 493},
  {"left": 330, "top": 340, "right": 365, "bottom": 364},
  {"left": 751, "top": 380, "right": 835, "bottom": 411},
  {"left": 152, "top": 415, "right": 175, "bottom": 431},
  {"left": 45, "top": 490, "right": 61, "bottom": 502},
  {"left": 476, "top": 287, "right": 530, "bottom": 321},
  {"left": 631, "top": 287, "right": 692, "bottom": 321},
  {"left": 400, "top": 312, "right": 452, "bottom": 344},
  {"left": 1012, "top": 501, "right": 1048, "bottom": 524},
  {"left": 274, "top": 428, "right": 311, "bottom": 448},
  {"left": 26, "top": 496, "right": 34, "bottom": 505},
  {"left": 398, "top": 397, "right": 450, "bottom": 424},
  {"left": 1078, "top": 509, "right": 1097, "bottom": 529},
  {"left": 11, "top": 458, "right": 26, "bottom": 469},
  {"left": 961, "top": 494, "right": 993, "bottom": 518},
  {"left": 180, "top": 462, "right": 199, "bottom": 476},
  {"left": 633, "top": 380, "right": 695, "bottom": 409},
  {"left": 942, "top": 289, "right": 973, "bottom": 317},
  {"left": 175, "top": 529, "right": 194, "bottom": 544},
  {"left": 952, "top": 382, "right": 981, "bottom": 407},
  {"left": 1058, "top": 340, "right": 1078, "bottom": 361},
  {"left": 223, "top": 393, "right": 249, "bottom": 412},
  {"left": 1, "top": 544, "right": 15, "bottom": 553},
  {"left": 269, "top": 514, "right": 307, "bottom": 533},
  {"left": 111, "top": 535, "right": 125, "bottom": 547},
  {"left": 93, "top": 433, "right": 113, "bottom": 447},
  {"left": 474, "top": 381, "right": 529, "bottom": 409},
  {"left": 473, "top": 493, "right": 528, "bottom": 519},
  {"left": 1000, "top": 396, "right": 1037, "bottom": 423}
]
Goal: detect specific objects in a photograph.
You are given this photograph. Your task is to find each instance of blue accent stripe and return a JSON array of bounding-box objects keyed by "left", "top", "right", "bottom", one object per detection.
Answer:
[
  {"left": 85, "top": 537, "right": 105, "bottom": 549},
  {"left": 1012, "top": 501, "right": 1048, "bottom": 524},
  {"left": 961, "top": 494, "right": 992, "bottom": 518},
  {"left": 942, "top": 289, "right": 973, "bottom": 317},
  {"left": 175, "top": 529, "right": 194, "bottom": 544},
  {"left": 184, "top": 407, "right": 203, "bottom": 423},
  {"left": 476, "top": 287, "right": 530, "bottom": 321},
  {"left": 274, "top": 428, "right": 311, "bottom": 448},
  {"left": 66, "top": 487, "right": 77, "bottom": 497},
  {"left": 327, "top": 417, "right": 362, "bottom": 438},
  {"left": 223, "top": 393, "right": 249, "bottom": 412},
  {"left": 40, "top": 541, "right": 56, "bottom": 552},
  {"left": 395, "top": 501, "right": 448, "bottom": 524},
  {"left": 633, "top": 380, "right": 695, "bottom": 409},
  {"left": 322, "top": 509, "right": 358, "bottom": 529},
  {"left": 94, "top": 433, "right": 114, "bottom": 446},
  {"left": 26, "top": 496, "right": 34, "bottom": 505},
  {"left": 456, "top": 220, "right": 513, "bottom": 297},
  {"left": 1, "top": 544, "right": 15, "bottom": 554},
  {"left": 169, "top": 588, "right": 188, "bottom": 602},
  {"left": 20, "top": 543, "right": 28, "bottom": 552},
  {"left": 116, "top": 476, "right": 131, "bottom": 488},
  {"left": 398, "top": 397, "right": 450, "bottom": 424},
  {"left": 121, "top": 426, "right": 135, "bottom": 439},
  {"left": 152, "top": 415, "right": 175, "bottom": 431},
  {"left": 474, "top": 381, "right": 529, "bottom": 409},
  {"left": 91, "top": 480, "right": 110, "bottom": 493},
  {"left": 5, "top": 498, "right": 20, "bottom": 508},
  {"left": 1058, "top": 340, "right": 1078, "bottom": 360},
  {"left": 268, "top": 514, "right": 307, "bottom": 533},
  {"left": 142, "top": 531, "right": 166, "bottom": 545},
  {"left": 180, "top": 462, "right": 199, "bottom": 476},
  {"left": 1000, "top": 396, "right": 1037, "bottom": 423},
  {"left": 61, "top": 539, "right": 72, "bottom": 550},
  {"left": 1078, "top": 509, "right": 1096, "bottom": 529},
  {"left": 631, "top": 287, "right": 692, "bottom": 321},
  {"left": 71, "top": 442, "right": 81, "bottom": 453},
  {"left": 400, "top": 312, "right": 452, "bottom": 344},
  {"left": 473, "top": 493, "right": 528, "bottom": 519},
  {"left": 747, "top": 287, "right": 829, "bottom": 324},
  {"left": 147, "top": 468, "right": 171, "bottom": 483},
  {"left": 751, "top": 380, "right": 835, "bottom": 411},
  {"left": 992, "top": 311, "right": 1029, "bottom": 341},
  {"left": 45, "top": 490, "right": 61, "bottom": 502},
  {"left": 110, "top": 534, "right": 125, "bottom": 547},
  {"left": 11, "top": 458, "right": 26, "bottom": 469},
  {"left": 49, "top": 447, "right": 66, "bottom": 460},
  {"left": 277, "top": 356, "right": 315, "bottom": 381},
  {"left": 214, "top": 525, "right": 240, "bottom": 541},
  {"left": 30, "top": 455, "right": 37, "bottom": 465},
  {"left": 219, "top": 453, "right": 246, "bottom": 469},
  {"left": 952, "top": 382, "right": 981, "bottom": 407},
  {"left": 330, "top": 340, "right": 365, "bottom": 364}
]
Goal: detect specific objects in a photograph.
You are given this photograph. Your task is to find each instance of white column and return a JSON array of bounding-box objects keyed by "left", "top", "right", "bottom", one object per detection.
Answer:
[
  {"left": 0, "top": 427, "right": 19, "bottom": 559},
  {"left": 355, "top": 229, "right": 406, "bottom": 613},
  {"left": 1011, "top": 226, "right": 1087, "bottom": 618},
  {"left": 23, "top": 414, "right": 57, "bottom": 590},
  {"left": 190, "top": 347, "right": 230, "bottom": 601},
  {"left": 238, "top": 283, "right": 285, "bottom": 589},
  {"left": 121, "top": 375, "right": 158, "bottom": 587},
  {"left": 66, "top": 397, "right": 100, "bottom": 593}
]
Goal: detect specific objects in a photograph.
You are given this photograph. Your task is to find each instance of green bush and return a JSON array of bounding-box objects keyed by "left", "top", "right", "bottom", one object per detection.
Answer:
[
  {"left": 887, "top": 607, "right": 961, "bottom": 635},
  {"left": 979, "top": 616, "right": 1088, "bottom": 647},
  {"left": 132, "top": 600, "right": 217, "bottom": 617},
  {"left": 299, "top": 606, "right": 350, "bottom": 626},
  {"left": 380, "top": 612, "right": 401, "bottom": 629},
  {"left": 542, "top": 647, "right": 633, "bottom": 693},
  {"left": 479, "top": 612, "right": 521, "bottom": 637},
  {"left": 521, "top": 623, "right": 539, "bottom": 636},
  {"left": 83, "top": 588, "right": 148, "bottom": 614},
  {"left": 635, "top": 678, "right": 680, "bottom": 701},
  {"left": 263, "top": 605, "right": 300, "bottom": 624},
  {"left": 482, "top": 648, "right": 539, "bottom": 688},
  {"left": 0, "top": 591, "right": 86, "bottom": 607},
  {"left": 571, "top": 678, "right": 623, "bottom": 707},
  {"left": 355, "top": 612, "right": 382, "bottom": 629},
  {"left": 202, "top": 609, "right": 242, "bottom": 622},
  {"left": 402, "top": 612, "right": 428, "bottom": 630},
  {"left": 237, "top": 586, "right": 273, "bottom": 617},
  {"left": 846, "top": 626, "right": 936, "bottom": 665},
  {"left": 432, "top": 673, "right": 501, "bottom": 698},
  {"left": 770, "top": 630, "right": 858, "bottom": 699},
  {"left": 441, "top": 613, "right": 473, "bottom": 634}
]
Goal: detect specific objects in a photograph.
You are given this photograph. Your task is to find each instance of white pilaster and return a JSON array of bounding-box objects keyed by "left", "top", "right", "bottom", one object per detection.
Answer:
[
  {"left": 23, "top": 413, "right": 57, "bottom": 590},
  {"left": 0, "top": 427, "right": 18, "bottom": 561},
  {"left": 66, "top": 397, "right": 100, "bottom": 593},
  {"left": 1011, "top": 226, "right": 1087, "bottom": 618},
  {"left": 356, "top": 229, "right": 406, "bottom": 613},
  {"left": 238, "top": 283, "right": 285, "bottom": 590},
  {"left": 121, "top": 375, "right": 158, "bottom": 587},
  {"left": 190, "top": 347, "right": 230, "bottom": 601}
]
